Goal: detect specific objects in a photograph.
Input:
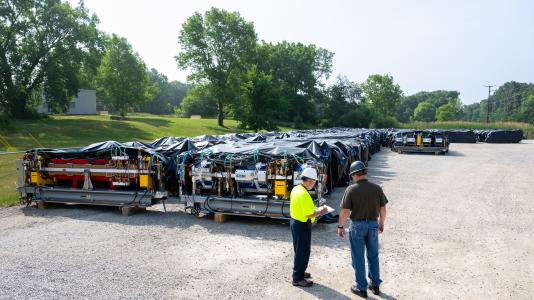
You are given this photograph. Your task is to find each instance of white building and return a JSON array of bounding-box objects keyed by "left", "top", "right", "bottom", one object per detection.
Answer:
[{"left": 38, "top": 89, "right": 97, "bottom": 115}]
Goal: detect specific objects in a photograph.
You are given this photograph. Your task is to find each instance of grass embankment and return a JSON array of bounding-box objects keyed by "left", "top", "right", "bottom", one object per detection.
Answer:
[
  {"left": 0, "top": 114, "right": 257, "bottom": 208},
  {"left": 401, "top": 121, "right": 534, "bottom": 139}
]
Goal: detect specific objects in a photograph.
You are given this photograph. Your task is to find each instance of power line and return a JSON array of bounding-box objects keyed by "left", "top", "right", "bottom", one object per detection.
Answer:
[{"left": 484, "top": 85, "right": 495, "bottom": 123}]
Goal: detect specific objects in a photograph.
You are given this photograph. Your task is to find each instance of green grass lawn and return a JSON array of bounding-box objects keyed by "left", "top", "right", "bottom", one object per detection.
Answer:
[
  {"left": 0, "top": 114, "right": 248, "bottom": 151},
  {"left": 0, "top": 114, "right": 260, "bottom": 207},
  {"left": 0, "top": 153, "right": 18, "bottom": 207},
  {"left": 401, "top": 121, "right": 534, "bottom": 139}
]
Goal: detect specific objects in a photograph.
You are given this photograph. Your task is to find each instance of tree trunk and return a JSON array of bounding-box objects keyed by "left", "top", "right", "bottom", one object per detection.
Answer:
[
  {"left": 7, "top": 89, "right": 29, "bottom": 118},
  {"left": 217, "top": 99, "right": 224, "bottom": 127}
]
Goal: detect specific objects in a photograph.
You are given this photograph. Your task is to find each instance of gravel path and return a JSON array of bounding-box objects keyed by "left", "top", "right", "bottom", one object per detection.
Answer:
[{"left": 1, "top": 141, "right": 533, "bottom": 299}]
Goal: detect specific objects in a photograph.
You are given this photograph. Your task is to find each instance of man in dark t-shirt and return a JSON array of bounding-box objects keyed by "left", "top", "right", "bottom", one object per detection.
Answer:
[{"left": 337, "top": 161, "right": 388, "bottom": 298}]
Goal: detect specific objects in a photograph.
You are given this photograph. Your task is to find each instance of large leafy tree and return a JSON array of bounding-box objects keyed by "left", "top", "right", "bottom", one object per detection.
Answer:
[
  {"left": 141, "top": 69, "right": 191, "bottom": 115},
  {"left": 413, "top": 102, "right": 436, "bottom": 122},
  {"left": 257, "top": 41, "right": 333, "bottom": 123},
  {"left": 180, "top": 84, "right": 218, "bottom": 117},
  {"left": 176, "top": 8, "right": 257, "bottom": 127},
  {"left": 96, "top": 34, "right": 152, "bottom": 117},
  {"left": 322, "top": 75, "right": 368, "bottom": 127},
  {"left": 521, "top": 94, "right": 534, "bottom": 124},
  {"left": 0, "top": 0, "right": 101, "bottom": 117},
  {"left": 363, "top": 74, "right": 403, "bottom": 118},
  {"left": 435, "top": 103, "right": 457, "bottom": 121},
  {"left": 231, "top": 64, "right": 281, "bottom": 132}
]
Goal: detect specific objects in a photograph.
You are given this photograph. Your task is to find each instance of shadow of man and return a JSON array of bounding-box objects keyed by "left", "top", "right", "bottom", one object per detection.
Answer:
[
  {"left": 297, "top": 282, "right": 398, "bottom": 299},
  {"left": 297, "top": 282, "right": 352, "bottom": 300}
]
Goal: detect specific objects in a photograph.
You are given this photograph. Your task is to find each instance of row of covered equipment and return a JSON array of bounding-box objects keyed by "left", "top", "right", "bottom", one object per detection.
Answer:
[
  {"left": 17, "top": 128, "right": 384, "bottom": 219},
  {"left": 423, "top": 129, "right": 524, "bottom": 144},
  {"left": 385, "top": 129, "right": 450, "bottom": 154},
  {"left": 383, "top": 128, "right": 524, "bottom": 154}
]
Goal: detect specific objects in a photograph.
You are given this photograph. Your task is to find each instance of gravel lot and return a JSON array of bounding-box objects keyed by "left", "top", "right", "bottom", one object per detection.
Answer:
[{"left": 1, "top": 141, "right": 533, "bottom": 299}]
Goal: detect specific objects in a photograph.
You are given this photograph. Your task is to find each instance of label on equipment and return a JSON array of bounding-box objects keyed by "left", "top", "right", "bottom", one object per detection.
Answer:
[
  {"left": 436, "top": 138, "right": 443, "bottom": 143},
  {"left": 111, "top": 156, "right": 129, "bottom": 160},
  {"left": 423, "top": 138, "right": 431, "bottom": 143},
  {"left": 407, "top": 138, "right": 415, "bottom": 142}
]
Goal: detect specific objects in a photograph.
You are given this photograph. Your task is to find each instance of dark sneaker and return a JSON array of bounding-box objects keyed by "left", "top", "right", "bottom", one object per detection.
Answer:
[
  {"left": 304, "top": 272, "right": 311, "bottom": 278},
  {"left": 368, "top": 285, "right": 380, "bottom": 295},
  {"left": 292, "top": 279, "right": 313, "bottom": 287},
  {"left": 351, "top": 285, "right": 368, "bottom": 298}
]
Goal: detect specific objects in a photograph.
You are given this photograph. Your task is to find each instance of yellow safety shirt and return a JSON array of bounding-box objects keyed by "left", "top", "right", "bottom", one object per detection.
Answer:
[{"left": 290, "top": 184, "right": 316, "bottom": 223}]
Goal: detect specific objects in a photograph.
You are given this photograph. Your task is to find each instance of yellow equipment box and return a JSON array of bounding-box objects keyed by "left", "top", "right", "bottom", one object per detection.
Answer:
[
  {"left": 139, "top": 174, "right": 149, "bottom": 188},
  {"left": 416, "top": 134, "right": 422, "bottom": 146},
  {"left": 274, "top": 180, "right": 287, "bottom": 198},
  {"left": 30, "top": 172, "right": 53, "bottom": 186}
]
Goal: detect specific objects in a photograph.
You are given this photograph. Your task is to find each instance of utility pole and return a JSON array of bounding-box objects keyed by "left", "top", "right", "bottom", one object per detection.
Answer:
[{"left": 484, "top": 85, "right": 495, "bottom": 123}]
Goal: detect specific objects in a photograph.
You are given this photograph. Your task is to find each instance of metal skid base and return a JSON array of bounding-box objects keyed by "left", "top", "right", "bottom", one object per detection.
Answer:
[
  {"left": 393, "top": 146, "right": 448, "bottom": 154},
  {"left": 18, "top": 186, "right": 328, "bottom": 220},
  {"left": 184, "top": 195, "right": 327, "bottom": 219},
  {"left": 19, "top": 186, "right": 168, "bottom": 207}
]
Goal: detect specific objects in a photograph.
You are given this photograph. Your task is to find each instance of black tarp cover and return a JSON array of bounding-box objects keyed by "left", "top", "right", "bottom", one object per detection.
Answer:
[{"left": 484, "top": 130, "right": 523, "bottom": 143}]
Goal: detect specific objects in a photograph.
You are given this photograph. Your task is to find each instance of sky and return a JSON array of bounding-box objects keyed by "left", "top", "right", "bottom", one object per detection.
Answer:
[{"left": 69, "top": 0, "right": 534, "bottom": 104}]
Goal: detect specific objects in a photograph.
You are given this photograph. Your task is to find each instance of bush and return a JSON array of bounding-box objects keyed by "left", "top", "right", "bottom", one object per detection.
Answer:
[
  {"left": 0, "top": 113, "right": 10, "bottom": 128},
  {"left": 436, "top": 103, "right": 457, "bottom": 121},
  {"left": 413, "top": 102, "right": 436, "bottom": 122},
  {"left": 180, "top": 85, "right": 218, "bottom": 118},
  {"left": 370, "top": 115, "right": 400, "bottom": 128},
  {"left": 292, "top": 115, "right": 305, "bottom": 129},
  {"left": 338, "top": 107, "right": 373, "bottom": 128}
]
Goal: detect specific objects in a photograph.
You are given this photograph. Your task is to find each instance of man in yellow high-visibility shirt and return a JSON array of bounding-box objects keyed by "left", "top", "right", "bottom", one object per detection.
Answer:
[{"left": 290, "top": 167, "right": 327, "bottom": 287}]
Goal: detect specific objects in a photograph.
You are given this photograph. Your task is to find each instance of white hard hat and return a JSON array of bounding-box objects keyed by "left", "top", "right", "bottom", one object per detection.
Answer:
[{"left": 301, "top": 167, "right": 318, "bottom": 181}]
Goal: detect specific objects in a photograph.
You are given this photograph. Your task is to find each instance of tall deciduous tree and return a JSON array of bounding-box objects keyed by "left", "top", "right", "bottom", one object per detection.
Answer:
[
  {"left": 521, "top": 94, "right": 534, "bottom": 124},
  {"left": 322, "top": 76, "right": 368, "bottom": 127},
  {"left": 413, "top": 102, "right": 436, "bottom": 122},
  {"left": 176, "top": 8, "right": 257, "bottom": 127},
  {"left": 141, "top": 69, "right": 191, "bottom": 115},
  {"left": 257, "top": 42, "right": 333, "bottom": 123},
  {"left": 435, "top": 103, "right": 457, "bottom": 121},
  {"left": 180, "top": 84, "right": 218, "bottom": 117},
  {"left": 363, "top": 74, "right": 403, "bottom": 118},
  {"left": 231, "top": 64, "right": 281, "bottom": 132},
  {"left": 96, "top": 35, "right": 152, "bottom": 117},
  {"left": 0, "top": 0, "right": 101, "bottom": 117}
]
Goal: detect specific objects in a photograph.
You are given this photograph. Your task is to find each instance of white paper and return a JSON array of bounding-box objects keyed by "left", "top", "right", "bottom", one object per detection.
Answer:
[{"left": 321, "top": 205, "right": 335, "bottom": 214}]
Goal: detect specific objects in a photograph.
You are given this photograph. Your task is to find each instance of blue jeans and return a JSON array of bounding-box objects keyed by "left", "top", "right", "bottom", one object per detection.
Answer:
[
  {"left": 290, "top": 219, "right": 311, "bottom": 282},
  {"left": 349, "top": 220, "right": 382, "bottom": 291}
]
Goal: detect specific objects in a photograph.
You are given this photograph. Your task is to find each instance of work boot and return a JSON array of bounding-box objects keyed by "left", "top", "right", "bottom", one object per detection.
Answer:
[
  {"left": 304, "top": 272, "right": 311, "bottom": 278},
  {"left": 351, "top": 285, "right": 368, "bottom": 298},
  {"left": 292, "top": 278, "right": 313, "bottom": 287},
  {"left": 368, "top": 285, "right": 380, "bottom": 295}
]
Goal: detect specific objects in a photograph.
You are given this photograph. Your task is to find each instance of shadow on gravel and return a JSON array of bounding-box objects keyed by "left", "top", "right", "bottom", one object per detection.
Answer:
[
  {"left": 20, "top": 202, "right": 347, "bottom": 249},
  {"left": 391, "top": 150, "right": 464, "bottom": 157},
  {"left": 445, "top": 150, "right": 464, "bottom": 156},
  {"left": 368, "top": 151, "right": 396, "bottom": 186},
  {"left": 298, "top": 282, "right": 352, "bottom": 300}
]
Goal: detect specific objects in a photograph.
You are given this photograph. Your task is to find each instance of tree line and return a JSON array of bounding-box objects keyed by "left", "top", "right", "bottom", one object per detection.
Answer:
[
  {"left": 1, "top": 2, "right": 532, "bottom": 128},
  {"left": 0, "top": 0, "right": 189, "bottom": 119}
]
